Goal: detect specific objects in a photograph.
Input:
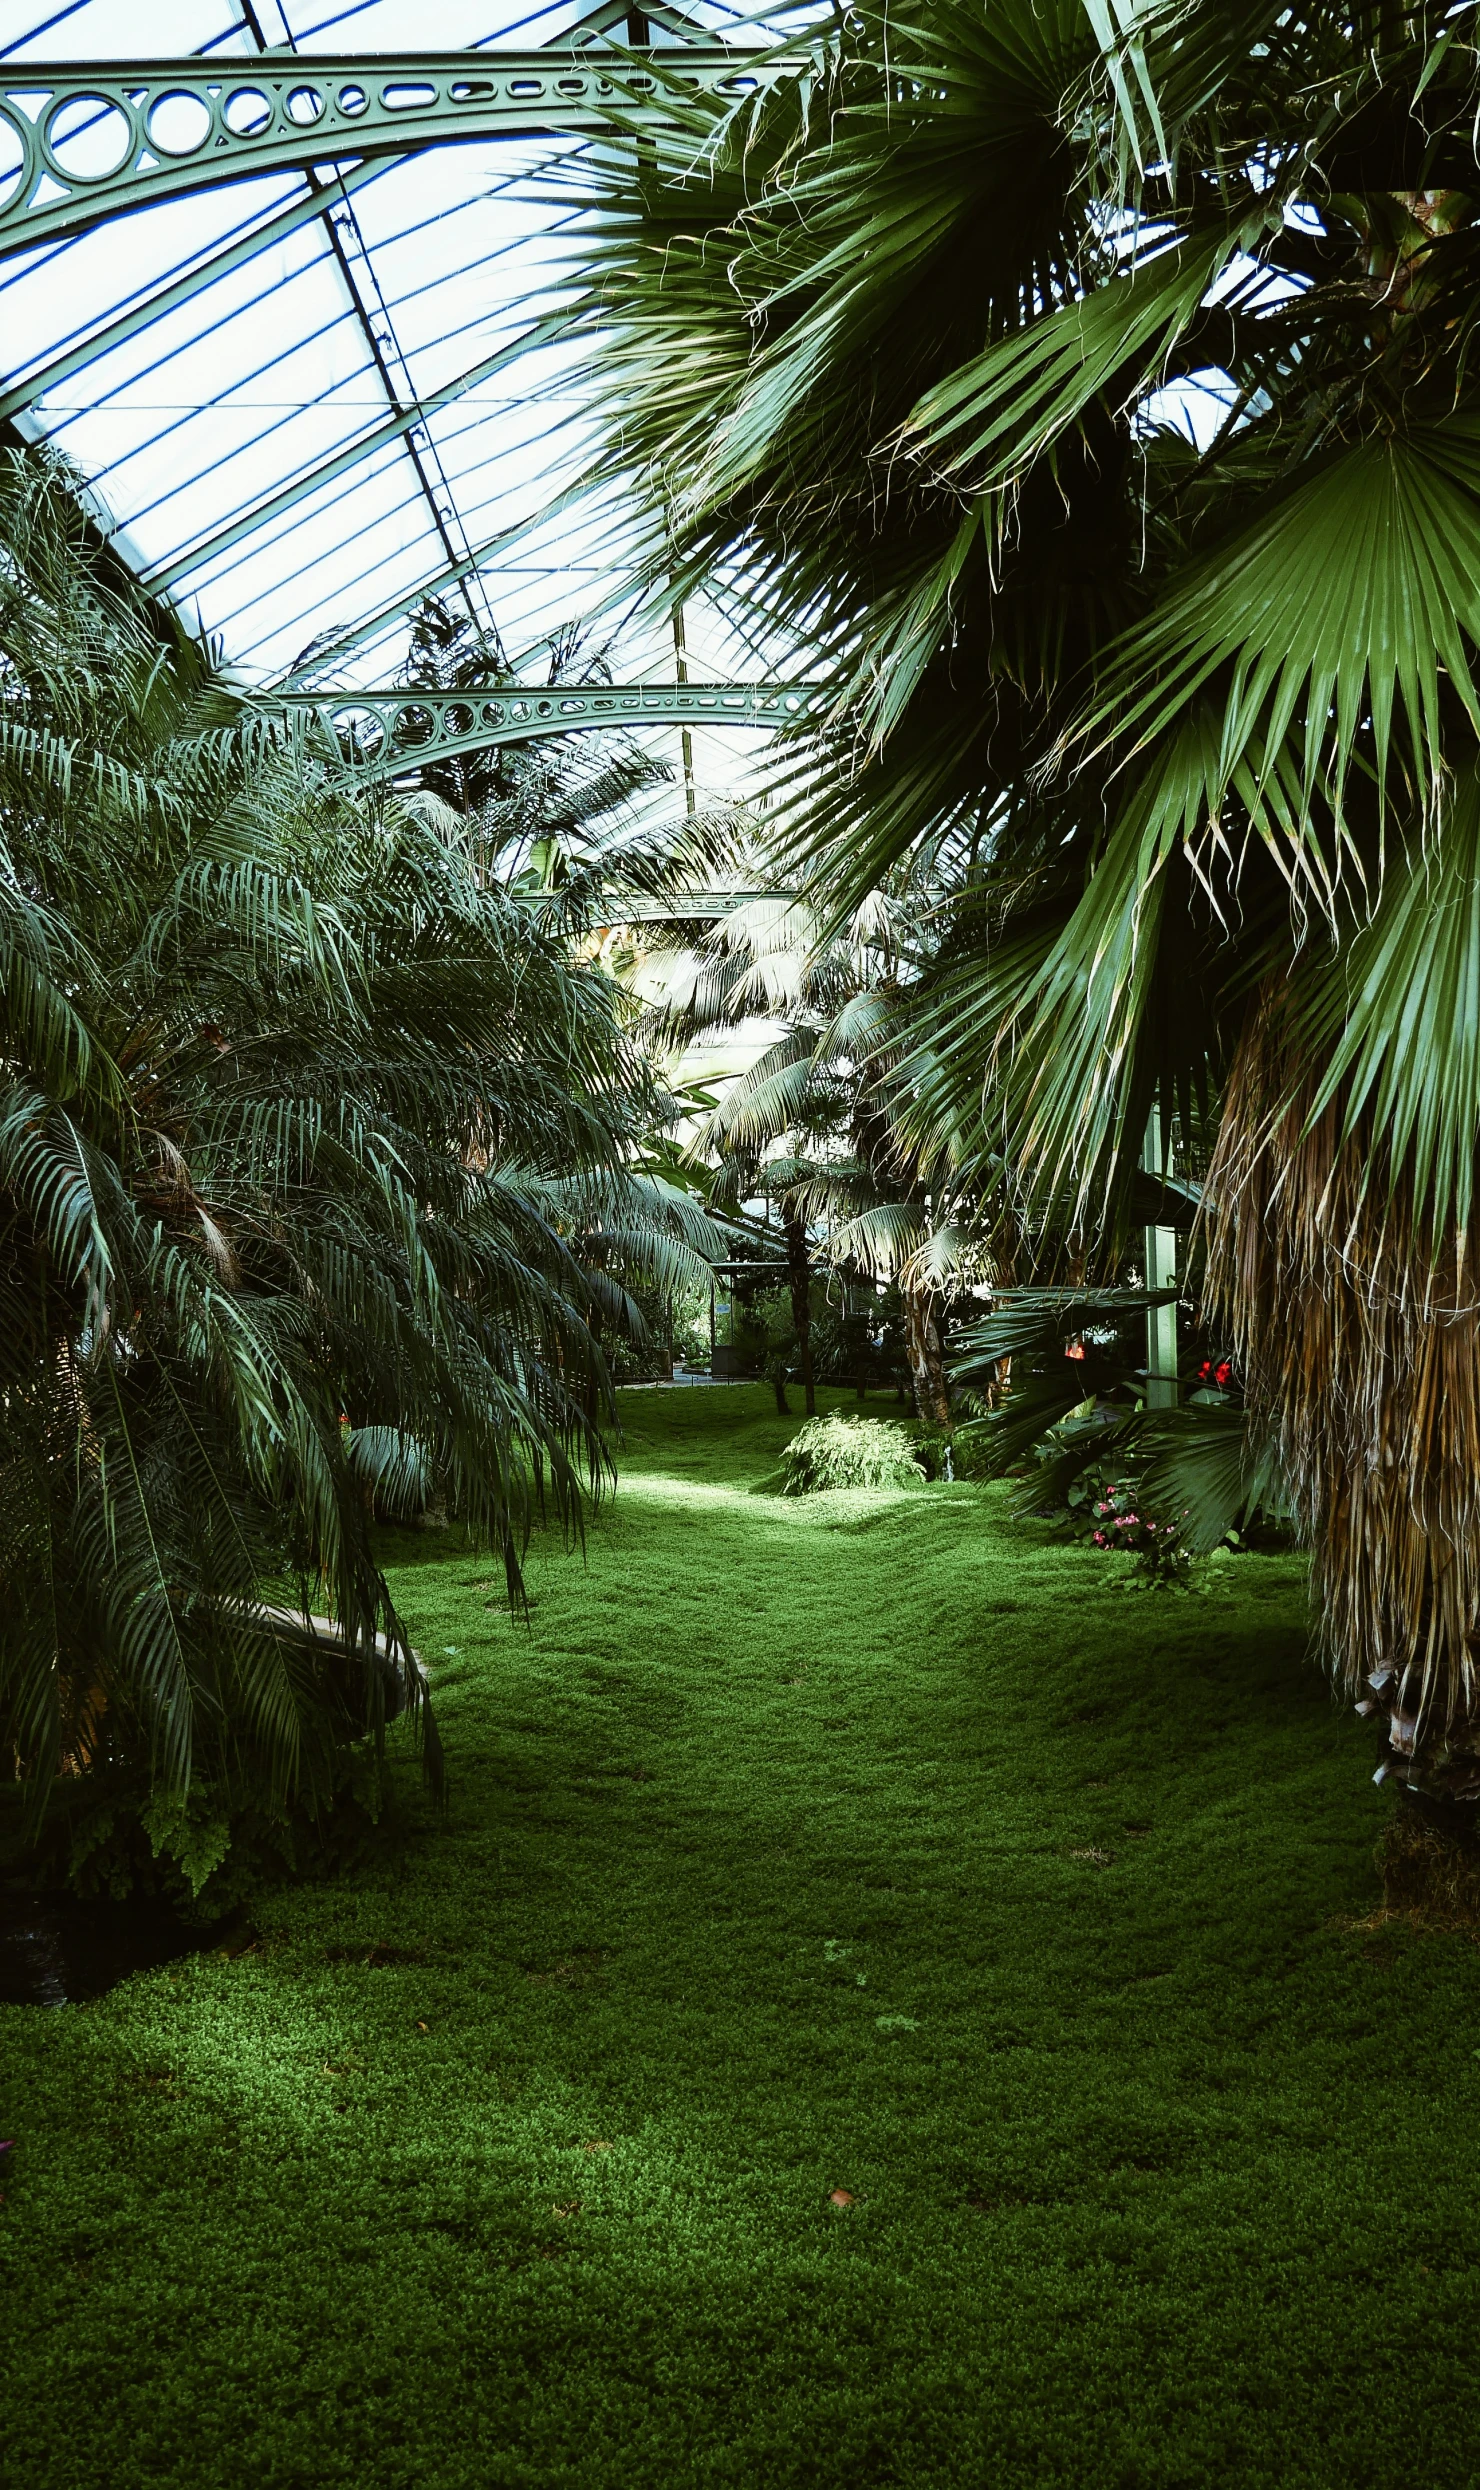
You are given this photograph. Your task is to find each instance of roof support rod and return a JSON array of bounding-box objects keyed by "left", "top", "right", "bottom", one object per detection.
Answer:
[
  {"left": 139, "top": 310, "right": 567, "bottom": 593},
  {"left": 0, "top": 158, "right": 390, "bottom": 429},
  {"left": 307, "top": 163, "right": 496, "bottom": 650},
  {"left": 231, "top": 7, "right": 494, "bottom": 652},
  {"left": 275, "top": 519, "right": 530, "bottom": 685},
  {"left": 0, "top": 48, "right": 783, "bottom": 263}
]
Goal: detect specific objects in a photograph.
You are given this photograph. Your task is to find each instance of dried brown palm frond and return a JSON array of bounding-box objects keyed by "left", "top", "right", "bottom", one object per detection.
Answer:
[{"left": 1207, "top": 987, "right": 1480, "bottom": 1803}]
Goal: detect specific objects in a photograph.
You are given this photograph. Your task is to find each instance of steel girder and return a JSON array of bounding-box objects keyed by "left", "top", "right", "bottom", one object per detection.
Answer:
[
  {"left": 0, "top": 50, "right": 778, "bottom": 261},
  {"left": 268, "top": 680, "right": 819, "bottom": 780}
]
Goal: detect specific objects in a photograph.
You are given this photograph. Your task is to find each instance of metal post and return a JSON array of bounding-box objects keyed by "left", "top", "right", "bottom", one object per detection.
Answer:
[
  {"left": 1143, "top": 1102, "right": 1179, "bottom": 1409},
  {"left": 672, "top": 603, "right": 697, "bottom": 818}
]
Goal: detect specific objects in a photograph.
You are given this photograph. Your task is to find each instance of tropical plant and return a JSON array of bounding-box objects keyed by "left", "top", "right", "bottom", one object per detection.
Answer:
[
  {"left": 1084, "top": 1482, "right": 1195, "bottom": 1584},
  {"left": 0, "top": 448, "right": 684, "bottom": 1896},
  {"left": 602, "top": 1272, "right": 713, "bottom": 1380},
  {"left": 777, "top": 1412, "right": 925, "bottom": 1496},
  {"left": 388, "top": 603, "right": 740, "bottom": 1413},
  {"left": 625, "top": 871, "right": 848, "bottom": 1414},
  {"left": 392, "top": 595, "right": 672, "bottom": 885},
  {"left": 810, "top": 1284, "right": 910, "bottom": 1401},
  {"left": 560, "top": 0, "right": 1480, "bottom": 1833},
  {"left": 631, "top": 860, "right": 1000, "bottom": 1422}
]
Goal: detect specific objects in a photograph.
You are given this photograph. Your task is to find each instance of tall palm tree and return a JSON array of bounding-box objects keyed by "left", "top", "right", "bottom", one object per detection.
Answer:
[
  {"left": 559, "top": 0, "right": 1480, "bottom": 1826},
  {"left": 0, "top": 449, "right": 683, "bottom": 1891},
  {"left": 632, "top": 858, "right": 1001, "bottom": 1422},
  {"left": 392, "top": 596, "right": 671, "bottom": 874}
]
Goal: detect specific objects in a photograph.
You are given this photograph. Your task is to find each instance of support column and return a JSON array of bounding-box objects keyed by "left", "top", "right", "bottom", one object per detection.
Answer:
[
  {"left": 672, "top": 602, "right": 697, "bottom": 819},
  {"left": 1143, "top": 1104, "right": 1179, "bottom": 1409}
]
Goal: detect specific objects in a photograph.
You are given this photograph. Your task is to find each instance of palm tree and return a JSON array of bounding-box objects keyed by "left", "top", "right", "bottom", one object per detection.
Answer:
[
  {"left": 390, "top": 600, "right": 741, "bottom": 1403},
  {"left": 559, "top": 0, "right": 1480, "bottom": 1834},
  {"left": 0, "top": 448, "right": 683, "bottom": 1893},
  {"left": 631, "top": 859, "right": 1001, "bottom": 1422},
  {"left": 632, "top": 879, "right": 858, "bottom": 1416},
  {"left": 392, "top": 596, "right": 671, "bottom": 876}
]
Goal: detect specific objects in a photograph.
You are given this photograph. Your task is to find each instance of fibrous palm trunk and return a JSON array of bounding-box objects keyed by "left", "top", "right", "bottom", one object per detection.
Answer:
[
  {"left": 1207, "top": 992, "right": 1480, "bottom": 1872},
  {"left": 904, "top": 1285, "right": 952, "bottom": 1429}
]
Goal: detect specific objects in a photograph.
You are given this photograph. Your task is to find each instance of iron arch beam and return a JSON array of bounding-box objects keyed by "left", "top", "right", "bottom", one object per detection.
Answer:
[
  {"left": 0, "top": 50, "right": 780, "bottom": 262},
  {"left": 265, "top": 680, "right": 821, "bottom": 782}
]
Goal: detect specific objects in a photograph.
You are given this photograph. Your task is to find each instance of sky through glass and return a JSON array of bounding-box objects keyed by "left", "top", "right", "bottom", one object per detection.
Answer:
[{"left": 0, "top": 0, "right": 787, "bottom": 805}]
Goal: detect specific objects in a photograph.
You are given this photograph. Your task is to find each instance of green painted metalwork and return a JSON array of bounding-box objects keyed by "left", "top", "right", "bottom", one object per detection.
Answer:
[
  {"left": 266, "top": 680, "right": 819, "bottom": 779},
  {"left": 275, "top": 522, "right": 528, "bottom": 687},
  {"left": 140, "top": 312, "right": 568, "bottom": 592},
  {"left": 0, "top": 48, "right": 780, "bottom": 263},
  {"left": 579, "top": 888, "right": 786, "bottom": 922},
  {"left": 0, "top": 160, "right": 388, "bottom": 429}
]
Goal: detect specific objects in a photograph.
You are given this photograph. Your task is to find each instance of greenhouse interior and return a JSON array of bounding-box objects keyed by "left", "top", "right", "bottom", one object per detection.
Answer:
[{"left": 5, "top": 4, "right": 1480, "bottom": 2484}]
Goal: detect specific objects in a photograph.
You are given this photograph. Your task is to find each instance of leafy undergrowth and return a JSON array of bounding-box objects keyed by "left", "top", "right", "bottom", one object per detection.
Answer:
[{"left": 5, "top": 1385, "right": 1480, "bottom": 2489}]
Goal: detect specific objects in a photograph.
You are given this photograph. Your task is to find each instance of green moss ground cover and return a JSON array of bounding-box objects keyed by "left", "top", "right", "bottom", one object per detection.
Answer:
[{"left": 4, "top": 1384, "right": 1480, "bottom": 2488}]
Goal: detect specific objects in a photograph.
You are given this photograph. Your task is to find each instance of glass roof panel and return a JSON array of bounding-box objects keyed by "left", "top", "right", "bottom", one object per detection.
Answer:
[
  {"left": 5, "top": 3, "right": 250, "bottom": 63},
  {"left": 0, "top": 0, "right": 792, "bottom": 807}
]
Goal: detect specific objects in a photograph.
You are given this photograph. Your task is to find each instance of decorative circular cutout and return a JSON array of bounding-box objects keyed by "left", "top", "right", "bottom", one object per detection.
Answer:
[
  {"left": 223, "top": 88, "right": 273, "bottom": 138},
  {"left": 337, "top": 85, "right": 369, "bottom": 119},
  {"left": 147, "top": 90, "right": 213, "bottom": 157},
  {"left": 330, "top": 707, "right": 386, "bottom": 761},
  {"left": 45, "top": 94, "right": 133, "bottom": 182},
  {"left": 390, "top": 705, "right": 435, "bottom": 750},
  {"left": 285, "top": 86, "right": 325, "bottom": 128}
]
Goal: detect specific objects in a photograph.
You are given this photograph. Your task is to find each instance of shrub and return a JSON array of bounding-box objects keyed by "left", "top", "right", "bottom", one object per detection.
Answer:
[
  {"left": 0, "top": 447, "right": 698, "bottom": 1888},
  {"left": 778, "top": 1414, "right": 925, "bottom": 1495},
  {"left": 1087, "top": 1482, "right": 1193, "bottom": 1583}
]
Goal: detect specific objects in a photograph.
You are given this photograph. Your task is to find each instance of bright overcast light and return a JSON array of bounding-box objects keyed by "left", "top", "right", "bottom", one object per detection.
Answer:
[{"left": 0, "top": 0, "right": 794, "bottom": 805}]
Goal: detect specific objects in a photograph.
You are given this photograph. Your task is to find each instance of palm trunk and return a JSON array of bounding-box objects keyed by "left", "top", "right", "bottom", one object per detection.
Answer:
[
  {"left": 585, "top": 1307, "right": 603, "bottom": 1430},
  {"left": 904, "top": 1284, "right": 952, "bottom": 1429},
  {"left": 979, "top": 1248, "right": 1016, "bottom": 1408},
  {"left": 1207, "top": 991, "right": 1480, "bottom": 1883},
  {"left": 783, "top": 1206, "right": 816, "bottom": 1417}
]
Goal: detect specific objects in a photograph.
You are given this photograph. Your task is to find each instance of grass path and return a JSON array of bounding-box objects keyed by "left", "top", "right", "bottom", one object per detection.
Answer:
[{"left": 5, "top": 1386, "right": 1480, "bottom": 2487}]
